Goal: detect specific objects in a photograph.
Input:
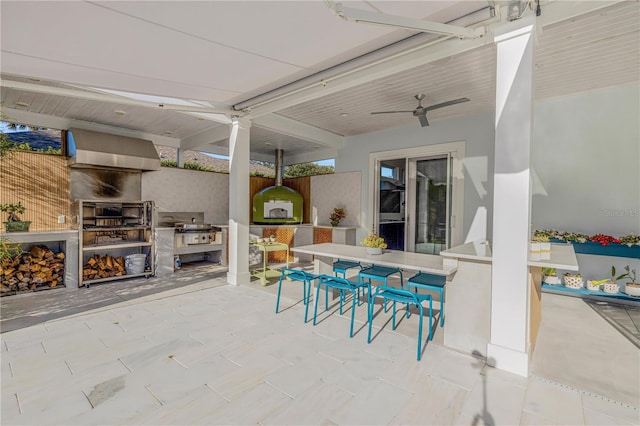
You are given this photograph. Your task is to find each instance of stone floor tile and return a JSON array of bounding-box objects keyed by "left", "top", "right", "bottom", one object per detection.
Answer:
[
  {"left": 127, "top": 385, "right": 228, "bottom": 425},
  {"left": 583, "top": 406, "right": 638, "bottom": 426},
  {"left": 519, "top": 409, "right": 564, "bottom": 425},
  {"left": 523, "top": 376, "right": 585, "bottom": 425},
  {"left": 327, "top": 376, "right": 413, "bottom": 425},
  {"left": 390, "top": 375, "right": 469, "bottom": 425},
  {"left": 118, "top": 336, "right": 204, "bottom": 372},
  {"left": 64, "top": 377, "right": 162, "bottom": 425},
  {"left": 7, "top": 389, "right": 91, "bottom": 425},
  {"left": 260, "top": 380, "right": 354, "bottom": 425},
  {"left": 263, "top": 351, "right": 342, "bottom": 398},
  {"left": 581, "top": 392, "right": 640, "bottom": 424},
  {"left": 458, "top": 365, "right": 527, "bottom": 426},
  {"left": 1, "top": 392, "right": 21, "bottom": 422},
  {"left": 428, "top": 346, "right": 483, "bottom": 391},
  {"left": 197, "top": 382, "right": 292, "bottom": 425}
]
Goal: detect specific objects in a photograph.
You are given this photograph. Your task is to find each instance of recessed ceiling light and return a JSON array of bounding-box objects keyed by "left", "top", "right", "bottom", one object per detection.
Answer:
[
  {"left": 265, "top": 142, "right": 273, "bottom": 146},
  {"left": 340, "top": 113, "right": 349, "bottom": 117},
  {"left": 15, "top": 101, "right": 30, "bottom": 108},
  {"left": 113, "top": 110, "right": 126, "bottom": 115}
]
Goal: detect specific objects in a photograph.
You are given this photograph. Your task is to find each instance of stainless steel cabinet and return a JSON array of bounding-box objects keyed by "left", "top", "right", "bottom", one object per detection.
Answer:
[{"left": 72, "top": 200, "right": 155, "bottom": 287}]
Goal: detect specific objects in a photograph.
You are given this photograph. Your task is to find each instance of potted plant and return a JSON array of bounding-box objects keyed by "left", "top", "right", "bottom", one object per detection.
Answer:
[
  {"left": 329, "top": 208, "right": 346, "bottom": 227},
  {"left": 620, "top": 234, "right": 640, "bottom": 247},
  {"left": 623, "top": 265, "right": 640, "bottom": 297},
  {"left": 0, "top": 236, "right": 23, "bottom": 262},
  {"left": 532, "top": 230, "right": 552, "bottom": 253},
  {"left": 0, "top": 202, "right": 31, "bottom": 232},
  {"left": 563, "top": 272, "right": 583, "bottom": 289},
  {"left": 602, "top": 265, "right": 628, "bottom": 294},
  {"left": 542, "top": 267, "right": 561, "bottom": 285},
  {"left": 360, "top": 228, "right": 387, "bottom": 255}
]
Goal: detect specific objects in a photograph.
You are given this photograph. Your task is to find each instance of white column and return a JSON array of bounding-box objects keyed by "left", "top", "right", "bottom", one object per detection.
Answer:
[
  {"left": 487, "top": 18, "right": 536, "bottom": 377},
  {"left": 227, "top": 118, "right": 252, "bottom": 286},
  {"left": 176, "top": 148, "right": 185, "bottom": 168}
]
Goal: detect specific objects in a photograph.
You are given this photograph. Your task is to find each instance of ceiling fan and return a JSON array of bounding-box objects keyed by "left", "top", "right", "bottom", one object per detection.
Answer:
[{"left": 371, "top": 94, "right": 470, "bottom": 127}]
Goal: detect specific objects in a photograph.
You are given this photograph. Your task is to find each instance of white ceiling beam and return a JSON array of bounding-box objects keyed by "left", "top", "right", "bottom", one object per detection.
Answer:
[
  {"left": 332, "top": 3, "right": 485, "bottom": 39},
  {"left": 243, "top": 35, "right": 488, "bottom": 118},
  {"left": 0, "top": 107, "right": 180, "bottom": 147},
  {"left": 242, "top": 0, "right": 623, "bottom": 119},
  {"left": 253, "top": 114, "right": 343, "bottom": 147},
  {"left": 0, "top": 80, "right": 238, "bottom": 120},
  {"left": 180, "top": 124, "right": 231, "bottom": 151},
  {"left": 281, "top": 147, "right": 338, "bottom": 165},
  {"left": 186, "top": 144, "right": 230, "bottom": 158}
]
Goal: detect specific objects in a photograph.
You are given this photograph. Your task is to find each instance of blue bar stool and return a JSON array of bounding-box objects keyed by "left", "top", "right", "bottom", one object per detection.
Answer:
[
  {"left": 358, "top": 265, "right": 403, "bottom": 311},
  {"left": 406, "top": 272, "right": 446, "bottom": 327},
  {"left": 333, "top": 259, "right": 361, "bottom": 278},
  {"left": 367, "top": 286, "right": 433, "bottom": 361},
  {"left": 332, "top": 259, "right": 362, "bottom": 305},
  {"left": 313, "top": 275, "right": 369, "bottom": 338},
  {"left": 276, "top": 267, "right": 320, "bottom": 323}
]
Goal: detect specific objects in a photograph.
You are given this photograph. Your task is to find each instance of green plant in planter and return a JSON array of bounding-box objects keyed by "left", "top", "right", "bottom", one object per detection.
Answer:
[
  {"left": 620, "top": 234, "right": 640, "bottom": 247},
  {"left": 360, "top": 228, "right": 387, "bottom": 249},
  {"left": 0, "top": 202, "right": 31, "bottom": 232},
  {"left": 0, "top": 236, "right": 23, "bottom": 262}
]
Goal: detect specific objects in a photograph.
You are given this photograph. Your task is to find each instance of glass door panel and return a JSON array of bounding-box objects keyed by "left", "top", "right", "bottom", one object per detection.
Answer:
[{"left": 407, "top": 156, "right": 450, "bottom": 254}]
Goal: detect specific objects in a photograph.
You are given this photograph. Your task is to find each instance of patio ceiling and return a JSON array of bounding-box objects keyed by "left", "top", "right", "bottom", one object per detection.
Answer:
[{"left": 1, "top": 1, "right": 638, "bottom": 164}]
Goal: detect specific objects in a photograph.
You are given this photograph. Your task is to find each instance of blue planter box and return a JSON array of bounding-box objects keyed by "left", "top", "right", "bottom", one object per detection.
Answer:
[{"left": 549, "top": 239, "right": 640, "bottom": 259}]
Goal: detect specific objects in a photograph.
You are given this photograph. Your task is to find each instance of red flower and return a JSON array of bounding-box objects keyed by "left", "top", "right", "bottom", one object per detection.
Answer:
[{"left": 589, "top": 234, "right": 621, "bottom": 246}]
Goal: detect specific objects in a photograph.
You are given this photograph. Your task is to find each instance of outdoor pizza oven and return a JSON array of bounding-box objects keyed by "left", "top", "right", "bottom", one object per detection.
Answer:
[{"left": 252, "top": 149, "right": 303, "bottom": 224}]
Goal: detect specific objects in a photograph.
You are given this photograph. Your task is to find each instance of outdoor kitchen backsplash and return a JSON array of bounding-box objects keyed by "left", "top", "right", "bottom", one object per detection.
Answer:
[
  {"left": 311, "top": 171, "right": 361, "bottom": 227},
  {"left": 142, "top": 167, "right": 230, "bottom": 225},
  {"left": 71, "top": 168, "right": 141, "bottom": 201}
]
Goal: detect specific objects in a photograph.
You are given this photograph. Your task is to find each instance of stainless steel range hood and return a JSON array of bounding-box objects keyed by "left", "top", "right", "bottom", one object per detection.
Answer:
[{"left": 68, "top": 128, "right": 161, "bottom": 171}]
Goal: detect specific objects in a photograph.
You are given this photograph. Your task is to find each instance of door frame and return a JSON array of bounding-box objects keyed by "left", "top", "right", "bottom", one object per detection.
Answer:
[{"left": 368, "top": 141, "right": 465, "bottom": 250}]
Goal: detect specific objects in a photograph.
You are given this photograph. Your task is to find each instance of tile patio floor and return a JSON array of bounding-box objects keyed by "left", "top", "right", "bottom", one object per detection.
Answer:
[{"left": 1, "top": 263, "right": 639, "bottom": 425}]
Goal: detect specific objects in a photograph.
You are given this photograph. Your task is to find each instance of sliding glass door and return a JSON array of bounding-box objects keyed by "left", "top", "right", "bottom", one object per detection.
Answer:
[{"left": 406, "top": 155, "right": 451, "bottom": 254}]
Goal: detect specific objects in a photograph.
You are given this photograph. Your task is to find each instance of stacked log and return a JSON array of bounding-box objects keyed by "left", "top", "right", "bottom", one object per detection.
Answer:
[
  {"left": 1, "top": 245, "right": 65, "bottom": 295},
  {"left": 82, "top": 254, "right": 125, "bottom": 283}
]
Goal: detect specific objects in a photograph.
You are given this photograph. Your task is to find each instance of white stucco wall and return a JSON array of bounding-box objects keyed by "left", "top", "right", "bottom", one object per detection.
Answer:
[
  {"left": 531, "top": 84, "right": 640, "bottom": 279},
  {"left": 337, "top": 110, "right": 496, "bottom": 244},
  {"left": 310, "top": 171, "right": 361, "bottom": 227},
  {"left": 142, "top": 167, "right": 230, "bottom": 225}
]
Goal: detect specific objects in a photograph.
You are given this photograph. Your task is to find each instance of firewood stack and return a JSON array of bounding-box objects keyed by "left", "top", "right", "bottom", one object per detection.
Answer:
[
  {"left": 1, "top": 245, "right": 65, "bottom": 295},
  {"left": 82, "top": 254, "right": 126, "bottom": 282}
]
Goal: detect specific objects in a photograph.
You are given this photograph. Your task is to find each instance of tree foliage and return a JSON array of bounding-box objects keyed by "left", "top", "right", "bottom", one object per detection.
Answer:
[{"left": 284, "top": 162, "right": 334, "bottom": 178}]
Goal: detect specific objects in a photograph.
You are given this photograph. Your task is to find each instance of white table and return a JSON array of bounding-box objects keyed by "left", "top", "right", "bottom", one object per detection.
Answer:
[{"left": 291, "top": 243, "right": 457, "bottom": 277}]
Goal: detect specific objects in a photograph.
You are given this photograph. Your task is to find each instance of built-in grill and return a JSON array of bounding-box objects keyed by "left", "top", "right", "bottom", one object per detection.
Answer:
[
  {"left": 175, "top": 223, "right": 220, "bottom": 245},
  {"left": 253, "top": 149, "right": 303, "bottom": 224},
  {"left": 158, "top": 212, "right": 221, "bottom": 246}
]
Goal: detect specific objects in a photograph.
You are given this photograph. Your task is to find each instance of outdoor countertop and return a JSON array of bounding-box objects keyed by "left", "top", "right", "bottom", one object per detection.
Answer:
[{"left": 441, "top": 241, "right": 579, "bottom": 271}]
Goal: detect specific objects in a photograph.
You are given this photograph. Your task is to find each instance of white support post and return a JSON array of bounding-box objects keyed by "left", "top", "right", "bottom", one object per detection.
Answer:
[
  {"left": 487, "top": 18, "right": 536, "bottom": 377},
  {"left": 176, "top": 148, "right": 185, "bottom": 168},
  {"left": 227, "top": 118, "right": 252, "bottom": 286}
]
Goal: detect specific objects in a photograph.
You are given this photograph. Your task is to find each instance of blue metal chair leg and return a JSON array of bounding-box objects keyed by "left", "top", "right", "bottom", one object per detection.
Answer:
[
  {"left": 417, "top": 304, "right": 423, "bottom": 361},
  {"left": 275, "top": 274, "right": 285, "bottom": 314},
  {"left": 313, "top": 283, "right": 322, "bottom": 325}
]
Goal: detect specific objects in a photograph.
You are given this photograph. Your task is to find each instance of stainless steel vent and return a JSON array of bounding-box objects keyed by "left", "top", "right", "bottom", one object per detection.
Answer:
[{"left": 68, "top": 128, "right": 161, "bottom": 171}]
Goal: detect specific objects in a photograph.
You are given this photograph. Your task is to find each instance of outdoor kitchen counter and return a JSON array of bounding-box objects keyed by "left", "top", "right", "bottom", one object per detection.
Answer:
[{"left": 438, "top": 241, "right": 578, "bottom": 358}]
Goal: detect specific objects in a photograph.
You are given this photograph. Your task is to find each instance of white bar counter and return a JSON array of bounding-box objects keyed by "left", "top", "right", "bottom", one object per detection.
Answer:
[
  {"left": 439, "top": 241, "right": 578, "bottom": 364},
  {"left": 292, "top": 243, "right": 457, "bottom": 276}
]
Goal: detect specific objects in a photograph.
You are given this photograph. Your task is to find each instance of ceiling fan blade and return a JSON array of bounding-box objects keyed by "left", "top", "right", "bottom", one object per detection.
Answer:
[
  {"left": 417, "top": 113, "right": 429, "bottom": 127},
  {"left": 424, "top": 97, "right": 470, "bottom": 112},
  {"left": 370, "top": 110, "right": 415, "bottom": 115}
]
